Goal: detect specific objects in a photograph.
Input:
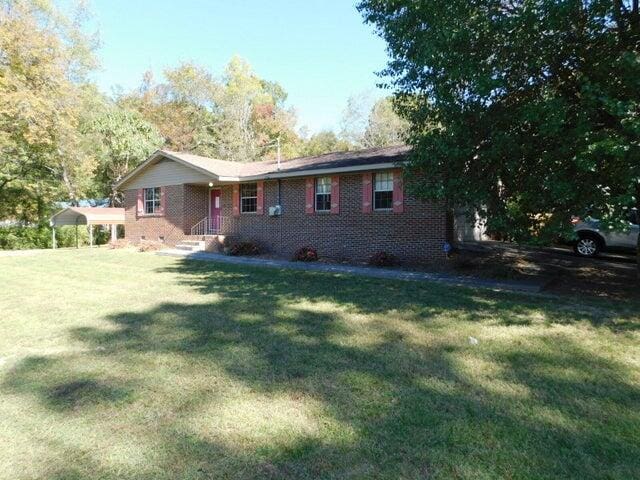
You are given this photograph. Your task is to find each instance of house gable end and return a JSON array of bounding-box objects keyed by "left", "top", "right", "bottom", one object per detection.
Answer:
[{"left": 119, "top": 156, "right": 213, "bottom": 190}]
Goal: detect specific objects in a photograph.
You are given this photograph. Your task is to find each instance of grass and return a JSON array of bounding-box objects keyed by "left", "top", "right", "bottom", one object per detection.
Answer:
[{"left": 0, "top": 248, "right": 638, "bottom": 479}]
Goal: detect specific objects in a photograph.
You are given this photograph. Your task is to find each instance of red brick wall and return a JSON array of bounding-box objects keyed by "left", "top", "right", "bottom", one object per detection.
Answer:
[
  {"left": 124, "top": 184, "right": 207, "bottom": 246},
  {"left": 183, "top": 184, "right": 209, "bottom": 233},
  {"left": 219, "top": 173, "right": 447, "bottom": 262},
  {"left": 124, "top": 174, "right": 447, "bottom": 262}
]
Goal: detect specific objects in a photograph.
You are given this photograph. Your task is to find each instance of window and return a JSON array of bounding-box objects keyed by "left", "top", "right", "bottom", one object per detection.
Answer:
[
  {"left": 315, "top": 176, "right": 331, "bottom": 212},
  {"left": 374, "top": 172, "right": 393, "bottom": 210},
  {"left": 240, "top": 183, "right": 257, "bottom": 213},
  {"left": 144, "top": 187, "right": 161, "bottom": 214}
]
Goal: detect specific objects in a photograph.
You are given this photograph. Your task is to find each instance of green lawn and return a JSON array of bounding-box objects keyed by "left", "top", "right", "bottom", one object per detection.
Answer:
[{"left": 0, "top": 249, "right": 638, "bottom": 479}]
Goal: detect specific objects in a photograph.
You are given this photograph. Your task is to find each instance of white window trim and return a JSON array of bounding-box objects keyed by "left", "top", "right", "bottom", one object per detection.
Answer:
[
  {"left": 240, "top": 183, "right": 258, "bottom": 214},
  {"left": 373, "top": 172, "right": 394, "bottom": 211},
  {"left": 315, "top": 176, "right": 332, "bottom": 212},
  {"left": 144, "top": 187, "right": 161, "bottom": 214}
]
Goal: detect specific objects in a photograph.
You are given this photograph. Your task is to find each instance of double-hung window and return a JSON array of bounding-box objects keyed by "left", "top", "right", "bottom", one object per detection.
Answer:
[
  {"left": 315, "top": 176, "right": 331, "bottom": 212},
  {"left": 240, "top": 183, "right": 258, "bottom": 213},
  {"left": 374, "top": 172, "right": 393, "bottom": 210},
  {"left": 144, "top": 187, "right": 161, "bottom": 214}
]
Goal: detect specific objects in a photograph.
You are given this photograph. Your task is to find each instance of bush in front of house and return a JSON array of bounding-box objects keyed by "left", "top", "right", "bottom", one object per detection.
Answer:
[
  {"left": 368, "top": 251, "right": 397, "bottom": 267},
  {"left": 229, "top": 241, "right": 261, "bottom": 256},
  {"left": 293, "top": 246, "right": 318, "bottom": 262}
]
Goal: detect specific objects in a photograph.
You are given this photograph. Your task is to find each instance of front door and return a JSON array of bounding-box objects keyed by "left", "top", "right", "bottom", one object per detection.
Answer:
[{"left": 210, "top": 189, "right": 221, "bottom": 233}]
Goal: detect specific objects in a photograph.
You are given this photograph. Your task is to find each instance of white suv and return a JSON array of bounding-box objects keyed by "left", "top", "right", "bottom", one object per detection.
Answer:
[{"left": 572, "top": 210, "right": 638, "bottom": 257}]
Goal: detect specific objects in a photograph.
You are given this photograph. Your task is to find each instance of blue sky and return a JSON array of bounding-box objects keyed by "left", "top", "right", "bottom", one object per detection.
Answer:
[{"left": 87, "top": 0, "right": 390, "bottom": 133}]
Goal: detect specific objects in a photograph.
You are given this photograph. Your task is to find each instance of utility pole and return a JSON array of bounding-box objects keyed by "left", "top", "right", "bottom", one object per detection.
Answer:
[{"left": 276, "top": 136, "right": 281, "bottom": 171}]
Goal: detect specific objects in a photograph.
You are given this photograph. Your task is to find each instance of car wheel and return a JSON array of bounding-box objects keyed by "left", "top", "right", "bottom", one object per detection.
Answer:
[{"left": 574, "top": 235, "right": 601, "bottom": 257}]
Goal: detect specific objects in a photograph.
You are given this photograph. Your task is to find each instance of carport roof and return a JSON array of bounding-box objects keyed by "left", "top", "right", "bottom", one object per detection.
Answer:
[{"left": 50, "top": 207, "right": 125, "bottom": 226}]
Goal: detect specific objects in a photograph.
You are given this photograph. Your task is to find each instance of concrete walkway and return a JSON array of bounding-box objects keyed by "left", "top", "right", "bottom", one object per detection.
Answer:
[{"left": 157, "top": 249, "right": 542, "bottom": 294}]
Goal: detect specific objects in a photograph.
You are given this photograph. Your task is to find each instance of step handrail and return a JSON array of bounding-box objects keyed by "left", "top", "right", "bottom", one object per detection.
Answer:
[{"left": 190, "top": 216, "right": 223, "bottom": 236}]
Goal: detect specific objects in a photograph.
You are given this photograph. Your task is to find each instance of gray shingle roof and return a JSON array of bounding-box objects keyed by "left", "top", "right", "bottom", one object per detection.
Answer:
[{"left": 163, "top": 145, "right": 410, "bottom": 179}]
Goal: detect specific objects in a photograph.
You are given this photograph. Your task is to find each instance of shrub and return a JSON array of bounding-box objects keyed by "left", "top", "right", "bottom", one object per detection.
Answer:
[
  {"left": 56, "top": 225, "right": 90, "bottom": 248},
  {"left": 0, "top": 224, "right": 106, "bottom": 250},
  {"left": 0, "top": 226, "right": 50, "bottom": 250},
  {"left": 229, "top": 241, "right": 261, "bottom": 256},
  {"left": 294, "top": 246, "right": 318, "bottom": 262},
  {"left": 369, "top": 251, "right": 397, "bottom": 267}
]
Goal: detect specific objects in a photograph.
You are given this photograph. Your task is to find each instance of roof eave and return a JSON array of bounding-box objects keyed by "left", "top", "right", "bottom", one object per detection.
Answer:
[{"left": 226, "top": 161, "right": 406, "bottom": 182}]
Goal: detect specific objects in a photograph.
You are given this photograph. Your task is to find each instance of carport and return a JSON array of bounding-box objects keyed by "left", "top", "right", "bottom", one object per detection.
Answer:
[{"left": 49, "top": 207, "right": 125, "bottom": 248}]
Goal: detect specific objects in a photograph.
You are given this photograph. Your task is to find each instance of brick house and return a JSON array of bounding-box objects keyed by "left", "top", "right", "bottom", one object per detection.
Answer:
[{"left": 115, "top": 146, "right": 448, "bottom": 262}]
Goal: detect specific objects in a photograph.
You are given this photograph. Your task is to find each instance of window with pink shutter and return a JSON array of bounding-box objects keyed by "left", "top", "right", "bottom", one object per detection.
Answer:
[
  {"left": 136, "top": 189, "right": 143, "bottom": 217},
  {"left": 305, "top": 178, "right": 314, "bottom": 214},
  {"left": 232, "top": 185, "right": 240, "bottom": 216},
  {"left": 256, "top": 181, "right": 264, "bottom": 214},
  {"left": 392, "top": 169, "right": 404, "bottom": 213},
  {"left": 330, "top": 176, "right": 340, "bottom": 214},
  {"left": 362, "top": 173, "right": 373, "bottom": 213}
]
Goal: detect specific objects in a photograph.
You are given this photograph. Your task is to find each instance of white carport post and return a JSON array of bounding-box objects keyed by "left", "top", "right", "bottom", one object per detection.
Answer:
[
  {"left": 89, "top": 224, "right": 93, "bottom": 248},
  {"left": 111, "top": 224, "right": 117, "bottom": 242},
  {"left": 51, "top": 224, "right": 56, "bottom": 249}
]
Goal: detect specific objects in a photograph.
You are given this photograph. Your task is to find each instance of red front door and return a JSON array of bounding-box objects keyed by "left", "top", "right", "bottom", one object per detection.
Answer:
[{"left": 210, "top": 189, "right": 221, "bottom": 233}]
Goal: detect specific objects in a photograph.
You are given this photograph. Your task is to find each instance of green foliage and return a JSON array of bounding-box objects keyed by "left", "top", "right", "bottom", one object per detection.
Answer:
[
  {"left": 359, "top": 0, "right": 640, "bottom": 242},
  {"left": 83, "top": 107, "right": 163, "bottom": 205},
  {"left": 0, "top": 226, "right": 51, "bottom": 250},
  {"left": 0, "top": 225, "right": 93, "bottom": 250},
  {"left": 340, "top": 94, "right": 408, "bottom": 149},
  {"left": 0, "top": 0, "right": 98, "bottom": 222},
  {"left": 300, "top": 130, "right": 352, "bottom": 157},
  {"left": 362, "top": 97, "right": 409, "bottom": 148},
  {"left": 120, "top": 57, "right": 303, "bottom": 163}
]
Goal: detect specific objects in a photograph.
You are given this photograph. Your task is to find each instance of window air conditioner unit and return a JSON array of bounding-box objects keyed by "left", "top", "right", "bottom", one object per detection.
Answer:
[{"left": 268, "top": 205, "right": 282, "bottom": 216}]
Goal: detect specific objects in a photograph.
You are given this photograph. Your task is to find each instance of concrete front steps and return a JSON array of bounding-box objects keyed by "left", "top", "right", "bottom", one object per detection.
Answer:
[{"left": 175, "top": 240, "right": 206, "bottom": 252}]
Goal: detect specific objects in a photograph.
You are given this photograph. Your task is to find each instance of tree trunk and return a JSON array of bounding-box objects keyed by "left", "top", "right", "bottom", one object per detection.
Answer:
[{"left": 61, "top": 163, "right": 78, "bottom": 206}]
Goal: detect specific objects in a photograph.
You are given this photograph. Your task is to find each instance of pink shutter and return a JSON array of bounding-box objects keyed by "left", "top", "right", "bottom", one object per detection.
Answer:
[
  {"left": 159, "top": 187, "right": 166, "bottom": 215},
  {"left": 256, "top": 181, "right": 264, "bottom": 215},
  {"left": 330, "top": 175, "right": 340, "bottom": 214},
  {"left": 362, "top": 173, "right": 373, "bottom": 213},
  {"left": 232, "top": 185, "right": 240, "bottom": 217},
  {"left": 136, "top": 189, "right": 143, "bottom": 217},
  {"left": 305, "top": 178, "right": 314, "bottom": 214},
  {"left": 392, "top": 169, "right": 404, "bottom": 213}
]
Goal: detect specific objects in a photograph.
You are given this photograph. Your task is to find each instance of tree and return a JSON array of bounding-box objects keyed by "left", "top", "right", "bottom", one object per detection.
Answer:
[
  {"left": 118, "top": 66, "right": 217, "bottom": 154},
  {"left": 84, "top": 106, "right": 163, "bottom": 205},
  {"left": 358, "top": 0, "right": 640, "bottom": 255},
  {"left": 0, "top": 0, "right": 98, "bottom": 222},
  {"left": 362, "top": 97, "right": 409, "bottom": 148},
  {"left": 300, "top": 130, "right": 352, "bottom": 157},
  {"left": 122, "top": 57, "right": 302, "bottom": 162},
  {"left": 340, "top": 94, "right": 408, "bottom": 148}
]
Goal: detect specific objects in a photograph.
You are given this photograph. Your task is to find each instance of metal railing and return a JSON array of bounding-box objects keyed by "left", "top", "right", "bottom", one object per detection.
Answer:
[{"left": 190, "top": 216, "right": 224, "bottom": 236}]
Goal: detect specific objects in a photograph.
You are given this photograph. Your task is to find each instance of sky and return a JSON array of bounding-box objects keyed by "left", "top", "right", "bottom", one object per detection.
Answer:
[{"left": 86, "top": 0, "right": 391, "bottom": 133}]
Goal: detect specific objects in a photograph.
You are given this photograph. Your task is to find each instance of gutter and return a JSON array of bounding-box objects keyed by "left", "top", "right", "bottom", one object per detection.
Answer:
[{"left": 217, "top": 161, "right": 405, "bottom": 182}]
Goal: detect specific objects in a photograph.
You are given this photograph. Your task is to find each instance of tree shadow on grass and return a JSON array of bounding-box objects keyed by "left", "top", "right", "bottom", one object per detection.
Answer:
[
  {"left": 158, "top": 258, "right": 640, "bottom": 332},
  {"left": 3, "top": 258, "right": 639, "bottom": 479},
  {"left": 3, "top": 356, "right": 136, "bottom": 412}
]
